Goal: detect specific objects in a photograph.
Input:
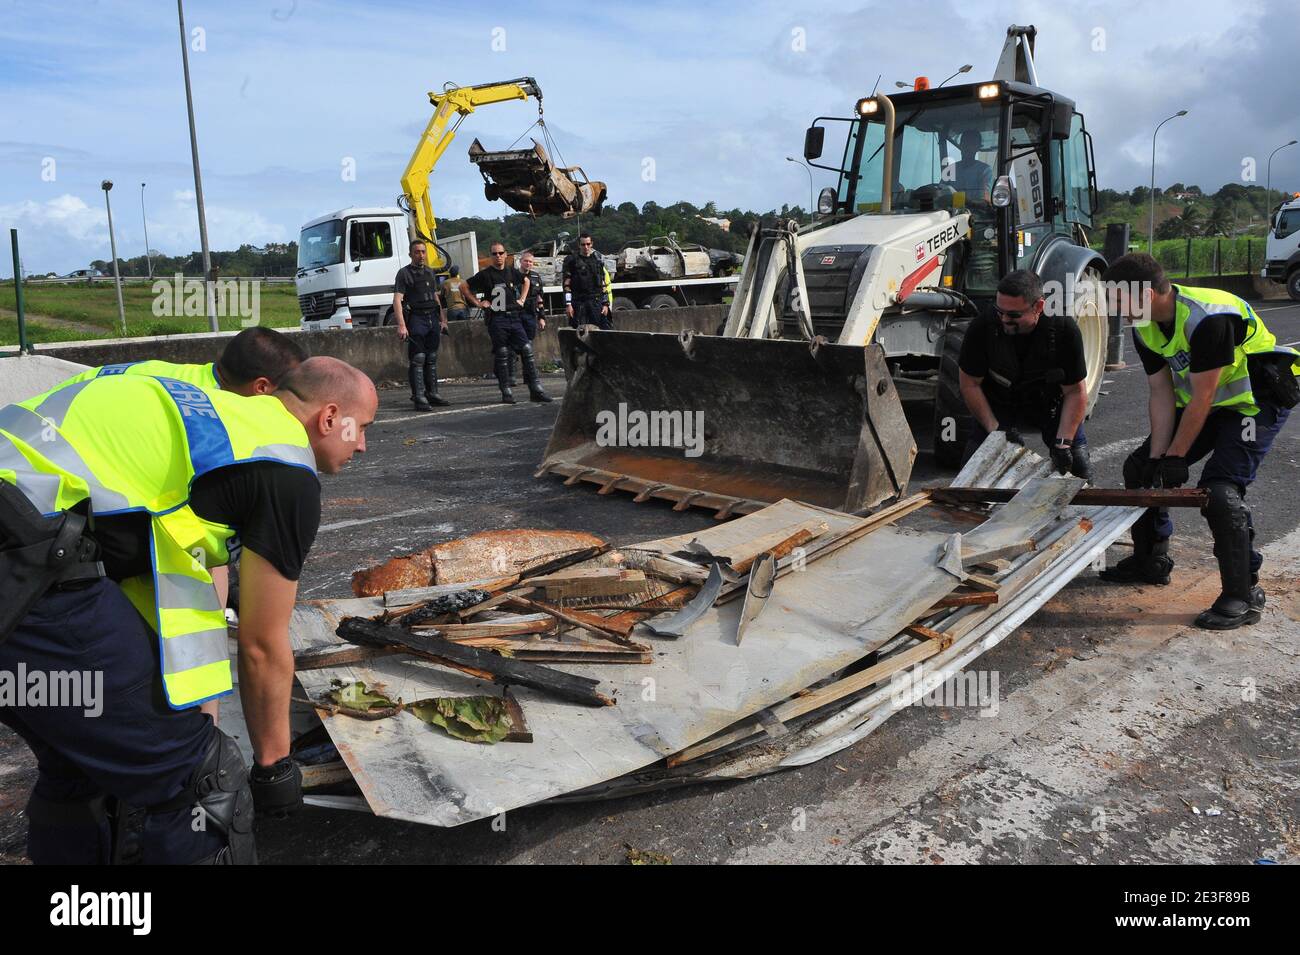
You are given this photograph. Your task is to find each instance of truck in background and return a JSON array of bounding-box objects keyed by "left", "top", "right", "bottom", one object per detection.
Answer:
[
  {"left": 1264, "top": 193, "right": 1300, "bottom": 301},
  {"left": 297, "top": 211, "right": 738, "bottom": 329}
]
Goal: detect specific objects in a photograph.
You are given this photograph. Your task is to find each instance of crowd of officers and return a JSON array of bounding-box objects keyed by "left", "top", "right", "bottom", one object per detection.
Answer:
[
  {"left": 392, "top": 232, "right": 613, "bottom": 409},
  {"left": 0, "top": 242, "right": 1295, "bottom": 867}
]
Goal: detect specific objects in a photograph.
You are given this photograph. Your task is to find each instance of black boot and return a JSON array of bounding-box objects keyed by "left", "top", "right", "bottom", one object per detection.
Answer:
[
  {"left": 409, "top": 353, "right": 432, "bottom": 411},
  {"left": 494, "top": 346, "right": 515, "bottom": 404},
  {"left": 507, "top": 352, "right": 518, "bottom": 388},
  {"left": 520, "top": 343, "right": 552, "bottom": 403},
  {"left": 1099, "top": 512, "right": 1173, "bottom": 585},
  {"left": 423, "top": 353, "right": 450, "bottom": 407},
  {"left": 1195, "top": 481, "right": 1261, "bottom": 630}
]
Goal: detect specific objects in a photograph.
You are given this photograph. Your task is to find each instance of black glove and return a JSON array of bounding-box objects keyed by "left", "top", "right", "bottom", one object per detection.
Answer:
[
  {"left": 1049, "top": 441, "right": 1074, "bottom": 476},
  {"left": 1136, "top": 455, "right": 1159, "bottom": 489},
  {"left": 999, "top": 427, "right": 1024, "bottom": 447},
  {"left": 1153, "top": 455, "right": 1189, "bottom": 489},
  {"left": 249, "top": 757, "right": 303, "bottom": 818}
]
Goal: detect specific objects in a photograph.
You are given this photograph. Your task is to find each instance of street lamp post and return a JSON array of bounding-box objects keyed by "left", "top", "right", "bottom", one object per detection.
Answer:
[
  {"left": 102, "top": 180, "right": 127, "bottom": 335},
  {"left": 1149, "top": 110, "right": 1188, "bottom": 252},
  {"left": 177, "top": 0, "right": 217, "bottom": 331},
  {"left": 786, "top": 156, "right": 814, "bottom": 222},
  {"left": 937, "top": 64, "right": 973, "bottom": 88},
  {"left": 1265, "top": 139, "right": 1298, "bottom": 213},
  {"left": 140, "top": 182, "right": 153, "bottom": 280}
]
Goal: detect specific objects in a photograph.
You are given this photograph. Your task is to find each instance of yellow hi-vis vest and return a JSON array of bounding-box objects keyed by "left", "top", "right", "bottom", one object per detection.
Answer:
[
  {"left": 0, "top": 374, "right": 317, "bottom": 708},
  {"left": 59, "top": 359, "right": 222, "bottom": 392},
  {"left": 1135, "top": 284, "right": 1300, "bottom": 415}
]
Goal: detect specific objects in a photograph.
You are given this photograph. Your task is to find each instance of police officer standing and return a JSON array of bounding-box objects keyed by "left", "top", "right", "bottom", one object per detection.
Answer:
[
  {"left": 957, "top": 269, "right": 1093, "bottom": 479},
  {"left": 0, "top": 357, "right": 377, "bottom": 864},
  {"left": 1099, "top": 253, "right": 1300, "bottom": 630},
  {"left": 510, "top": 250, "right": 547, "bottom": 387},
  {"left": 462, "top": 242, "right": 552, "bottom": 405},
  {"left": 562, "top": 233, "right": 613, "bottom": 329},
  {"left": 394, "top": 239, "right": 449, "bottom": 410}
]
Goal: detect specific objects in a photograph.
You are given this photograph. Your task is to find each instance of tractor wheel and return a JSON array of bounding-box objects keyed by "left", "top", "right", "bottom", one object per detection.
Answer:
[
  {"left": 1072, "top": 267, "right": 1109, "bottom": 416},
  {"left": 932, "top": 316, "right": 974, "bottom": 470}
]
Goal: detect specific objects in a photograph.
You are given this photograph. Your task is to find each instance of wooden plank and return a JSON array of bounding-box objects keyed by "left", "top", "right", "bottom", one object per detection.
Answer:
[
  {"left": 294, "top": 644, "right": 402, "bottom": 672},
  {"left": 728, "top": 521, "right": 828, "bottom": 573},
  {"left": 929, "top": 591, "right": 999, "bottom": 609},
  {"left": 409, "top": 615, "right": 557, "bottom": 639},
  {"left": 335, "top": 617, "right": 615, "bottom": 707},
  {"left": 509, "top": 596, "right": 649, "bottom": 650},
  {"left": 904, "top": 623, "right": 953, "bottom": 650},
  {"left": 528, "top": 568, "right": 648, "bottom": 599},
  {"left": 932, "top": 486, "right": 1209, "bottom": 508}
]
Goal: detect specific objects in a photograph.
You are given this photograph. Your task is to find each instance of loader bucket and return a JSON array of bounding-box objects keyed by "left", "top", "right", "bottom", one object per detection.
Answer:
[{"left": 537, "top": 328, "right": 917, "bottom": 517}]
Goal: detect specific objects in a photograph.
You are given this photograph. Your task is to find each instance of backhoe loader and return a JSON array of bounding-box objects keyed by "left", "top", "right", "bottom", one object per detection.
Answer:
[{"left": 538, "top": 24, "right": 1118, "bottom": 517}]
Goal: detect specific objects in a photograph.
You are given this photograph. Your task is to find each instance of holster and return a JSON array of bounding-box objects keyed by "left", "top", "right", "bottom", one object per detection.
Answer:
[{"left": 0, "top": 480, "right": 103, "bottom": 643}]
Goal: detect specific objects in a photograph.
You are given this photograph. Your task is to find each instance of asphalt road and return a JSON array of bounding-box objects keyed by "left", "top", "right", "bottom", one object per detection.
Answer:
[{"left": 2, "top": 302, "right": 1297, "bottom": 864}]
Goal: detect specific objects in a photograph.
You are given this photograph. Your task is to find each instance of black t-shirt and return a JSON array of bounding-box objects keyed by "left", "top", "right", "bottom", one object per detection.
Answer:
[
  {"left": 958, "top": 313, "right": 1087, "bottom": 386},
  {"left": 1133, "top": 313, "right": 1241, "bottom": 376},
  {"left": 91, "top": 461, "right": 321, "bottom": 583},
  {"left": 393, "top": 264, "right": 441, "bottom": 314},
  {"left": 467, "top": 266, "right": 524, "bottom": 313}
]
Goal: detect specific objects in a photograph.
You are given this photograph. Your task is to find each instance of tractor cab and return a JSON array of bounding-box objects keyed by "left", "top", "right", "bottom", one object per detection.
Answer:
[{"left": 804, "top": 78, "right": 1098, "bottom": 296}]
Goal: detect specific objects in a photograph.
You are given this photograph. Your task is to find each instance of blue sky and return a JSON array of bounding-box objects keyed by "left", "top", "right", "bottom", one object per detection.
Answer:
[{"left": 2, "top": 0, "right": 1296, "bottom": 275}]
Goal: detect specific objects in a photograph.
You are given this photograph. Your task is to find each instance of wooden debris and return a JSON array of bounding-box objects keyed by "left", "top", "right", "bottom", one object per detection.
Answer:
[
  {"left": 509, "top": 596, "right": 650, "bottom": 650},
  {"left": 336, "top": 617, "right": 615, "bottom": 707},
  {"left": 528, "top": 567, "right": 648, "bottom": 599}
]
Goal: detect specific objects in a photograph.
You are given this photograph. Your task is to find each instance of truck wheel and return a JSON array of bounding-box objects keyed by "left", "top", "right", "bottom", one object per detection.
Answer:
[
  {"left": 1288, "top": 269, "right": 1300, "bottom": 302},
  {"left": 1072, "top": 268, "right": 1109, "bottom": 416},
  {"left": 933, "top": 317, "right": 973, "bottom": 470},
  {"left": 381, "top": 308, "right": 395, "bottom": 326},
  {"left": 646, "top": 294, "right": 679, "bottom": 309},
  {"left": 612, "top": 296, "right": 637, "bottom": 311}
]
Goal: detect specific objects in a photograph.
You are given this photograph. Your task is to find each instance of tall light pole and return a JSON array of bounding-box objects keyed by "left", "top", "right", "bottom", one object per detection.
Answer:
[
  {"left": 177, "top": 0, "right": 218, "bottom": 331},
  {"left": 102, "top": 180, "right": 127, "bottom": 335},
  {"left": 140, "top": 182, "right": 153, "bottom": 280},
  {"left": 1265, "top": 139, "right": 1297, "bottom": 213},
  {"left": 786, "top": 156, "right": 814, "bottom": 222},
  {"left": 1149, "top": 110, "right": 1188, "bottom": 252}
]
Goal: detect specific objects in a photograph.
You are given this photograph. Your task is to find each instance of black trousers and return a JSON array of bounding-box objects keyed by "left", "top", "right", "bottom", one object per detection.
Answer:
[{"left": 0, "top": 579, "right": 225, "bottom": 864}]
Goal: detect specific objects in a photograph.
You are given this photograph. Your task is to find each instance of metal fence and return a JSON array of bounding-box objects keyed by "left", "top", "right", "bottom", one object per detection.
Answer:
[{"left": 1150, "top": 237, "right": 1262, "bottom": 278}]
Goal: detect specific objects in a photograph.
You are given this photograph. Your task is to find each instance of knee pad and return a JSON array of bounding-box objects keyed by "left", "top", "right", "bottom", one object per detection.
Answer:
[
  {"left": 409, "top": 352, "right": 426, "bottom": 366},
  {"left": 1203, "top": 480, "right": 1247, "bottom": 534},
  {"left": 494, "top": 345, "right": 510, "bottom": 360},
  {"left": 189, "top": 727, "right": 256, "bottom": 865}
]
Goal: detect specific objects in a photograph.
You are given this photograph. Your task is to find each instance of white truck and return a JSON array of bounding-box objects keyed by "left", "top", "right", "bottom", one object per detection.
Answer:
[
  {"left": 1264, "top": 193, "right": 1300, "bottom": 301},
  {"left": 295, "top": 207, "right": 739, "bottom": 329}
]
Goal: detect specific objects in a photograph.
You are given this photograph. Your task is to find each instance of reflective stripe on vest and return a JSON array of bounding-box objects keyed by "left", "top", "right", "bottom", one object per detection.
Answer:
[{"left": 0, "top": 374, "right": 316, "bottom": 708}]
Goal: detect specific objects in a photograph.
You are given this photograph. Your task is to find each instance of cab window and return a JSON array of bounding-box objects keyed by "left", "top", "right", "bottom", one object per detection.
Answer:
[{"left": 349, "top": 221, "right": 393, "bottom": 262}]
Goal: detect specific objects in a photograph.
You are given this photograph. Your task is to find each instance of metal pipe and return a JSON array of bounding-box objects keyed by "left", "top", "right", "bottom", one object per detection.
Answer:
[
  {"left": 102, "top": 181, "right": 127, "bottom": 335},
  {"left": 1266, "top": 140, "right": 1297, "bottom": 213},
  {"left": 140, "top": 182, "right": 152, "bottom": 280},
  {"left": 875, "top": 93, "right": 896, "bottom": 214}
]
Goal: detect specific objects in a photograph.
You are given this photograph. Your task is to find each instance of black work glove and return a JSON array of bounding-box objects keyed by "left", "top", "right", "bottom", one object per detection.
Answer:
[
  {"left": 1049, "top": 441, "right": 1074, "bottom": 476},
  {"left": 1137, "top": 455, "right": 1159, "bottom": 489},
  {"left": 1153, "top": 455, "right": 1189, "bottom": 489},
  {"left": 999, "top": 427, "right": 1024, "bottom": 447},
  {"left": 249, "top": 757, "right": 303, "bottom": 819}
]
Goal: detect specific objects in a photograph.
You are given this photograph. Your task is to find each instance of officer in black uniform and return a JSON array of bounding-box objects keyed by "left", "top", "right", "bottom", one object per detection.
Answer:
[
  {"left": 508, "top": 250, "right": 547, "bottom": 387},
  {"left": 462, "top": 242, "right": 552, "bottom": 405},
  {"left": 957, "top": 269, "right": 1093, "bottom": 479},
  {"left": 393, "top": 239, "right": 449, "bottom": 410},
  {"left": 562, "top": 233, "right": 612, "bottom": 329}
]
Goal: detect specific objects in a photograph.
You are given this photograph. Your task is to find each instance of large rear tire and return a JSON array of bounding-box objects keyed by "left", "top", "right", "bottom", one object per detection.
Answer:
[
  {"left": 1072, "top": 267, "right": 1109, "bottom": 416},
  {"left": 933, "top": 316, "right": 974, "bottom": 470},
  {"left": 646, "top": 294, "right": 679, "bottom": 309}
]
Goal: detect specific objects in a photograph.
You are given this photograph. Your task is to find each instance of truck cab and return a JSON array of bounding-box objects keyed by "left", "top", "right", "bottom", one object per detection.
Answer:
[
  {"left": 296, "top": 207, "right": 409, "bottom": 330},
  {"left": 1265, "top": 193, "right": 1300, "bottom": 301}
]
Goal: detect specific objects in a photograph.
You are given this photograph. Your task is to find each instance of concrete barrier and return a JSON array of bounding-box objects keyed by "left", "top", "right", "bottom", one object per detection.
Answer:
[{"left": 25, "top": 305, "right": 728, "bottom": 383}]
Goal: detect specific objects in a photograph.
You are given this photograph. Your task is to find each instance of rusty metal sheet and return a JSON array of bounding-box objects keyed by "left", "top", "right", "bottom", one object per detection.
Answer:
[{"left": 289, "top": 502, "right": 961, "bottom": 827}]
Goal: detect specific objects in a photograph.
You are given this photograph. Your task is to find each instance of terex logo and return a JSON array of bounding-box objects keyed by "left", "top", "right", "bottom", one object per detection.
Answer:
[
  {"left": 926, "top": 223, "right": 962, "bottom": 253},
  {"left": 914, "top": 242, "right": 925, "bottom": 262},
  {"left": 50, "top": 885, "right": 152, "bottom": 935}
]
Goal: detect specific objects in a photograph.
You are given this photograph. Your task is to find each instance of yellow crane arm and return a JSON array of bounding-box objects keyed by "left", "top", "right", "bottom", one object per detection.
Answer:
[{"left": 399, "top": 76, "right": 542, "bottom": 269}]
